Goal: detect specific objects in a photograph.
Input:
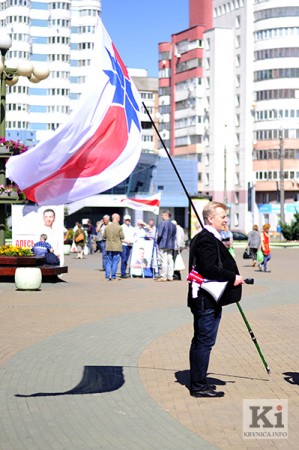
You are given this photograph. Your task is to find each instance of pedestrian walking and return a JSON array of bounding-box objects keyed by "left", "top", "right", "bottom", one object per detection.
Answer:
[
  {"left": 74, "top": 223, "right": 86, "bottom": 259},
  {"left": 259, "top": 223, "right": 271, "bottom": 272},
  {"left": 247, "top": 225, "right": 261, "bottom": 267}
]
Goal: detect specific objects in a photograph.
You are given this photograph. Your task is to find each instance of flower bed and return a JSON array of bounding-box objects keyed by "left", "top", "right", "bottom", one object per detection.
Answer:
[
  {"left": 0, "top": 246, "right": 42, "bottom": 267},
  {"left": 0, "top": 245, "right": 33, "bottom": 257},
  {"left": 0, "top": 138, "right": 28, "bottom": 155}
]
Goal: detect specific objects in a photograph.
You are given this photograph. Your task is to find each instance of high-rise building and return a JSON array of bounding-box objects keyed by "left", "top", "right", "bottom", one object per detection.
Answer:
[
  {"left": 204, "top": 0, "right": 254, "bottom": 231},
  {"left": 158, "top": 0, "right": 299, "bottom": 231},
  {"left": 158, "top": 0, "right": 212, "bottom": 195},
  {"left": 251, "top": 0, "right": 299, "bottom": 228},
  {"left": 131, "top": 69, "right": 159, "bottom": 155},
  {"left": 0, "top": 0, "right": 101, "bottom": 146}
]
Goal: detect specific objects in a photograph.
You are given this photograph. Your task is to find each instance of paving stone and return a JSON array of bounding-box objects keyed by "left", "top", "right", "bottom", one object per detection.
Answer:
[{"left": 0, "top": 247, "right": 298, "bottom": 449}]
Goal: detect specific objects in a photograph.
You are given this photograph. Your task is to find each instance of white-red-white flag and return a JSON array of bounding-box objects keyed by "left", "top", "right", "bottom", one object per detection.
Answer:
[
  {"left": 121, "top": 193, "right": 161, "bottom": 215},
  {"left": 6, "top": 18, "right": 142, "bottom": 205}
]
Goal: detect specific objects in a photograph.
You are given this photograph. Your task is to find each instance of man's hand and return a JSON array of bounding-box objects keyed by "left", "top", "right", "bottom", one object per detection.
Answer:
[{"left": 234, "top": 275, "right": 244, "bottom": 286}]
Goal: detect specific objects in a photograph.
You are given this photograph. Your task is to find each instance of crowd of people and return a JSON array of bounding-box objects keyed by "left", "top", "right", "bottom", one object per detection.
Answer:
[
  {"left": 65, "top": 211, "right": 186, "bottom": 281},
  {"left": 65, "top": 211, "right": 273, "bottom": 278}
]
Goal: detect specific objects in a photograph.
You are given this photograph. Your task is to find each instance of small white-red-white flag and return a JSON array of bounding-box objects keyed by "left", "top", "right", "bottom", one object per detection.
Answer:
[{"left": 121, "top": 193, "right": 161, "bottom": 215}]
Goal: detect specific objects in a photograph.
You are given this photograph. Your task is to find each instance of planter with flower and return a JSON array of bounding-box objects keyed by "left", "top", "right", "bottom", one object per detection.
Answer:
[
  {"left": 0, "top": 245, "right": 37, "bottom": 266},
  {"left": 0, "top": 138, "right": 28, "bottom": 155},
  {"left": 0, "top": 184, "right": 19, "bottom": 200},
  {"left": 0, "top": 138, "right": 28, "bottom": 202}
]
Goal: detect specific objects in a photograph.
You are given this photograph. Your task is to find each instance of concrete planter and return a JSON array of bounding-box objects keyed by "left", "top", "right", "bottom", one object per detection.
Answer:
[
  {"left": 0, "top": 191, "right": 18, "bottom": 200},
  {"left": 64, "top": 244, "right": 71, "bottom": 255},
  {"left": 15, "top": 267, "right": 42, "bottom": 291}
]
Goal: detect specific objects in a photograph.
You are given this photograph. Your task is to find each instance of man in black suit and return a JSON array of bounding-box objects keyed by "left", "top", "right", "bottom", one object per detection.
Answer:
[{"left": 188, "top": 201, "right": 244, "bottom": 398}]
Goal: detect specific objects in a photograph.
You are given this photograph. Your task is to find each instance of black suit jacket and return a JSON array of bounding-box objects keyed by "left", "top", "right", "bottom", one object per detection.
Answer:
[{"left": 188, "top": 228, "right": 242, "bottom": 307}]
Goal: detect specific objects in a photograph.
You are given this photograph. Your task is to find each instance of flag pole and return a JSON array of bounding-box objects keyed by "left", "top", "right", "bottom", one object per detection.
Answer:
[{"left": 142, "top": 102, "right": 204, "bottom": 229}]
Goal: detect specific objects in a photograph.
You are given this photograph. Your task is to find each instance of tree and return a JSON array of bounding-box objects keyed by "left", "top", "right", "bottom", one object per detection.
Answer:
[{"left": 281, "top": 211, "right": 299, "bottom": 241}]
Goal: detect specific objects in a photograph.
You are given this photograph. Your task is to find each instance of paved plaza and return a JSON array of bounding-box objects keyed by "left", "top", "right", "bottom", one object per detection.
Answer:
[{"left": 0, "top": 246, "right": 298, "bottom": 449}]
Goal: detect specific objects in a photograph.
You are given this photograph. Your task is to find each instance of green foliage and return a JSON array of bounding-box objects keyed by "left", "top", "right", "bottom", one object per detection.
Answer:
[
  {"left": 5, "top": 227, "right": 12, "bottom": 239},
  {"left": 281, "top": 211, "right": 299, "bottom": 241}
]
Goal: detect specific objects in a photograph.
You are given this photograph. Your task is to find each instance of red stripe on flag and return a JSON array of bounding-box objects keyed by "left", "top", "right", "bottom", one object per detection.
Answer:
[
  {"left": 124, "top": 198, "right": 160, "bottom": 207},
  {"left": 23, "top": 105, "right": 128, "bottom": 202}
]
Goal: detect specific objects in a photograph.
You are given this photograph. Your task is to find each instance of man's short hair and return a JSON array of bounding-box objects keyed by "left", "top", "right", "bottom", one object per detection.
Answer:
[
  {"left": 43, "top": 208, "right": 55, "bottom": 217},
  {"left": 202, "top": 201, "right": 227, "bottom": 224},
  {"left": 40, "top": 234, "right": 48, "bottom": 241}
]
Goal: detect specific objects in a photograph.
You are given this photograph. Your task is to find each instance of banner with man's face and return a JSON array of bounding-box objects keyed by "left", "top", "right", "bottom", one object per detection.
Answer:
[{"left": 12, "top": 205, "right": 65, "bottom": 266}]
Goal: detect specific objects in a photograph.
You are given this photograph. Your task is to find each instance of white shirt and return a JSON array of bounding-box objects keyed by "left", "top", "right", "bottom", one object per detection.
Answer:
[
  {"left": 121, "top": 223, "right": 135, "bottom": 246},
  {"left": 204, "top": 225, "right": 222, "bottom": 241}
]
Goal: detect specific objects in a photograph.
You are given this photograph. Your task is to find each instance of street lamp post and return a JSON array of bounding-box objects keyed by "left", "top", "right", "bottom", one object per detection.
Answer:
[
  {"left": 0, "top": 30, "right": 49, "bottom": 246},
  {"left": 223, "top": 124, "right": 228, "bottom": 210}
]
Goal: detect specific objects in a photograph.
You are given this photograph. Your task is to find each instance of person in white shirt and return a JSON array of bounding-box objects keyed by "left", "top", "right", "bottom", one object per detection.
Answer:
[
  {"left": 172, "top": 220, "right": 186, "bottom": 280},
  {"left": 133, "top": 219, "right": 148, "bottom": 241},
  {"left": 146, "top": 218, "right": 157, "bottom": 240},
  {"left": 120, "top": 215, "right": 135, "bottom": 278}
]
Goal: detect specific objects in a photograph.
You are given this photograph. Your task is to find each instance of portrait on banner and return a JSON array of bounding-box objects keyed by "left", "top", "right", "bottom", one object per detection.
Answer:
[{"left": 11, "top": 204, "right": 65, "bottom": 266}]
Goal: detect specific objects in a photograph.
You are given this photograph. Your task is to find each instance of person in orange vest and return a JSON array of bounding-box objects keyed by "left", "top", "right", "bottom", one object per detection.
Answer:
[{"left": 258, "top": 223, "right": 271, "bottom": 272}]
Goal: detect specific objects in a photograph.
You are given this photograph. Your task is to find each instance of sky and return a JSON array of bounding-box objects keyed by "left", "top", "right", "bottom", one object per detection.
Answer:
[{"left": 101, "top": 0, "right": 189, "bottom": 77}]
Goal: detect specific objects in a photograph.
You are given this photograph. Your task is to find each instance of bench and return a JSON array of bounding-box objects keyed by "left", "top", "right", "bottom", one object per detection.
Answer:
[{"left": 0, "top": 264, "right": 68, "bottom": 277}]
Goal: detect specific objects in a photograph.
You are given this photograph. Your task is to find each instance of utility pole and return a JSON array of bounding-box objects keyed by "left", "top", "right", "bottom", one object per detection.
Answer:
[{"left": 279, "top": 127, "right": 285, "bottom": 225}]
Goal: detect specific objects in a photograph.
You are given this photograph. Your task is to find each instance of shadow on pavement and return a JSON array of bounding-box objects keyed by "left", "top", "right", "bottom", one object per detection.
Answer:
[
  {"left": 283, "top": 372, "right": 299, "bottom": 385},
  {"left": 15, "top": 365, "right": 124, "bottom": 397},
  {"left": 0, "top": 275, "right": 67, "bottom": 284},
  {"left": 175, "top": 369, "right": 227, "bottom": 391}
]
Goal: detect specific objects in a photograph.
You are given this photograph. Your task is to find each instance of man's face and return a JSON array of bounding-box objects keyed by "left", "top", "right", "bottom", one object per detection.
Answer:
[
  {"left": 43, "top": 211, "right": 55, "bottom": 227},
  {"left": 208, "top": 207, "right": 228, "bottom": 232}
]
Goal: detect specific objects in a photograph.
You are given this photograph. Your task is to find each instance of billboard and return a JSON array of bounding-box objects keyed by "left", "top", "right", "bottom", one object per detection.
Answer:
[
  {"left": 12, "top": 205, "right": 65, "bottom": 266},
  {"left": 189, "top": 197, "right": 211, "bottom": 239}
]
